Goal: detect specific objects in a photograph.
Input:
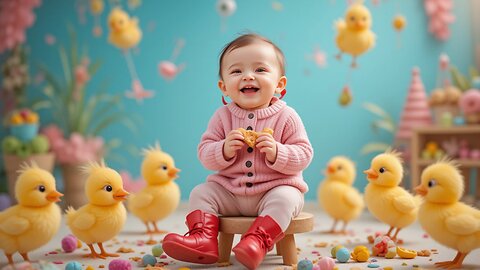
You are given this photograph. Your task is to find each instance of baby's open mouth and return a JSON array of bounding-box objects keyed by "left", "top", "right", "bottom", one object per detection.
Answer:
[{"left": 240, "top": 86, "right": 259, "bottom": 93}]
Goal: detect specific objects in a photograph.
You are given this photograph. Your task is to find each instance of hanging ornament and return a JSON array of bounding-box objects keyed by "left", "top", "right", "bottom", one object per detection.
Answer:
[
  {"left": 339, "top": 86, "right": 352, "bottom": 107},
  {"left": 335, "top": 1, "right": 376, "bottom": 68},
  {"left": 216, "top": 0, "right": 237, "bottom": 32},
  {"left": 272, "top": 1, "right": 283, "bottom": 11},
  {"left": 90, "top": 0, "right": 104, "bottom": 37},
  {"left": 107, "top": 7, "right": 153, "bottom": 103},
  {"left": 392, "top": 14, "right": 406, "bottom": 47},
  {"left": 158, "top": 39, "right": 186, "bottom": 81}
]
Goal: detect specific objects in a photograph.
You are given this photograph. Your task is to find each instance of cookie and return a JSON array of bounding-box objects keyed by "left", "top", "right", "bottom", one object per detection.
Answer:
[{"left": 238, "top": 128, "right": 274, "bottom": 148}]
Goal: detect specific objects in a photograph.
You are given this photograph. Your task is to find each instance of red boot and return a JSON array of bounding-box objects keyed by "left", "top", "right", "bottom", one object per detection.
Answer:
[
  {"left": 162, "top": 210, "right": 219, "bottom": 264},
  {"left": 232, "top": 215, "right": 285, "bottom": 270}
]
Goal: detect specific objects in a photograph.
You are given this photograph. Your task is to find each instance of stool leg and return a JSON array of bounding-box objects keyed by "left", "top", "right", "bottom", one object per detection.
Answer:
[
  {"left": 218, "top": 232, "right": 234, "bottom": 263},
  {"left": 276, "top": 240, "right": 283, "bottom": 256},
  {"left": 279, "top": 234, "right": 297, "bottom": 265}
]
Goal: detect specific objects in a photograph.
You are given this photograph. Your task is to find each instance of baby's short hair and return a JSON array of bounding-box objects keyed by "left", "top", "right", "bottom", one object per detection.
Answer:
[{"left": 218, "top": 33, "right": 285, "bottom": 79}]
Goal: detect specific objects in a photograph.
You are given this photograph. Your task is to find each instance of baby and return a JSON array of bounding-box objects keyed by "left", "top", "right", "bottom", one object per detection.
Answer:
[{"left": 163, "top": 33, "right": 313, "bottom": 269}]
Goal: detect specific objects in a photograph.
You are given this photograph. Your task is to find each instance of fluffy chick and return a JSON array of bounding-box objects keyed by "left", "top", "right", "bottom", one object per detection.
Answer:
[
  {"left": 108, "top": 7, "right": 142, "bottom": 50},
  {"left": 66, "top": 161, "right": 128, "bottom": 259},
  {"left": 0, "top": 163, "right": 63, "bottom": 264},
  {"left": 364, "top": 150, "right": 420, "bottom": 241},
  {"left": 128, "top": 143, "right": 180, "bottom": 234},
  {"left": 318, "top": 156, "right": 364, "bottom": 233},
  {"left": 335, "top": 2, "right": 376, "bottom": 68},
  {"left": 416, "top": 160, "right": 480, "bottom": 269}
]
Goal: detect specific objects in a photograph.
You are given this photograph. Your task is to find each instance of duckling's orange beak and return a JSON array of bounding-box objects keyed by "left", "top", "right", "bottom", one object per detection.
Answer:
[
  {"left": 114, "top": 189, "right": 129, "bottom": 201},
  {"left": 47, "top": 190, "right": 64, "bottom": 202},
  {"left": 327, "top": 165, "right": 335, "bottom": 174},
  {"left": 415, "top": 184, "right": 428, "bottom": 197},
  {"left": 168, "top": 167, "right": 181, "bottom": 178},
  {"left": 363, "top": 168, "right": 378, "bottom": 180}
]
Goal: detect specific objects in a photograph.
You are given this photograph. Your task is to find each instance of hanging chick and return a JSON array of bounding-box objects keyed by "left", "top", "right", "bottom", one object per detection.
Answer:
[{"left": 108, "top": 7, "right": 142, "bottom": 50}]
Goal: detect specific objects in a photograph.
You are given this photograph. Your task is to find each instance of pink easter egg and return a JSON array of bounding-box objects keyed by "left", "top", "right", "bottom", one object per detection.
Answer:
[
  {"left": 158, "top": 61, "right": 178, "bottom": 79},
  {"left": 61, "top": 234, "right": 78, "bottom": 253},
  {"left": 109, "top": 259, "right": 132, "bottom": 270},
  {"left": 317, "top": 257, "right": 335, "bottom": 270}
]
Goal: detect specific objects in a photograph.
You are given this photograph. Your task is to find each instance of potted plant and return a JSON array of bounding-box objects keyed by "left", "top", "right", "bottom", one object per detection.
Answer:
[{"left": 39, "top": 31, "right": 136, "bottom": 208}]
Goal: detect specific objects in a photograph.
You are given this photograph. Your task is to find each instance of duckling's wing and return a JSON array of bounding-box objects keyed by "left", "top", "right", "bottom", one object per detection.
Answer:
[
  {"left": 393, "top": 195, "right": 416, "bottom": 214},
  {"left": 130, "top": 193, "right": 153, "bottom": 209},
  {"left": 343, "top": 189, "right": 364, "bottom": 208},
  {"left": 71, "top": 212, "right": 96, "bottom": 231},
  {"left": 446, "top": 213, "right": 479, "bottom": 236},
  {"left": 0, "top": 216, "right": 30, "bottom": 236}
]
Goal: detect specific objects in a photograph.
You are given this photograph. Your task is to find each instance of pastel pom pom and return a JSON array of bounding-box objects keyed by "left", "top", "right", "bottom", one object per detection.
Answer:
[
  {"left": 61, "top": 235, "right": 78, "bottom": 253},
  {"left": 317, "top": 257, "right": 336, "bottom": 270},
  {"left": 152, "top": 244, "right": 163, "bottom": 257},
  {"left": 297, "top": 258, "right": 313, "bottom": 270},
  {"left": 108, "top": 259, "right": 132, "bottom": 270},
  {"left": 142, "top": 254, "right": 157, "bottom": 267},
  {"left": 65, "top": 261, "right": 82, "bottom": 270}
]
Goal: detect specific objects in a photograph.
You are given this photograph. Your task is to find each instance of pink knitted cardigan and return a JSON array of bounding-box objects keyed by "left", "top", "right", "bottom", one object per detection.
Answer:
[{"left": 198, "top": 98, "right": 313, "bottom": 195}]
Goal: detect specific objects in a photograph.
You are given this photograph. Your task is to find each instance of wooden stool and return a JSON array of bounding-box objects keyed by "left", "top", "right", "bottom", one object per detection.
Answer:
[{"left": 218, "top": 212, "right": 314, "bottom": 266}]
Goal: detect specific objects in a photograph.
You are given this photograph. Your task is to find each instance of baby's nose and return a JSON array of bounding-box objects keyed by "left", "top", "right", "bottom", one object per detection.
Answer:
[{"left": 243, "top": 73, "right": 255, "bottom": 80}]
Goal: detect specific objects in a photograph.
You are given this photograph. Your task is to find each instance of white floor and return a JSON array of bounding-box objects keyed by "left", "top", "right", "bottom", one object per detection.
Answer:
[{"left": 2, "top": 202, "right": 480, "bottom": 270}]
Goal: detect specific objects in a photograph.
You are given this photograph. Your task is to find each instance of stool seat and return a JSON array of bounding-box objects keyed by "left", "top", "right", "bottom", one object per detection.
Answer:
[{"left": 217, "top": 212, "right": 314, "bottom": 266}]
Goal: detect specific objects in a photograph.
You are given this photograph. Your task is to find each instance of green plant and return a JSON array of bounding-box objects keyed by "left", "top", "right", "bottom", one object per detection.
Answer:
[
  {"left": 450, "top": 66, "right": 479, "bottom": 92},
  {"left": 361, "top": 102, "right": 396, "bottom": 155}
]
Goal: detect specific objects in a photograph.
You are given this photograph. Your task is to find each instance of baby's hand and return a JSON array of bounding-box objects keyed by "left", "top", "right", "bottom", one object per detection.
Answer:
[
  {"left": 256, "top": 132, "right": 277, "bottom": 163},
  {"left": 223, "top": 129, "right": 244, "bottom": 160}
]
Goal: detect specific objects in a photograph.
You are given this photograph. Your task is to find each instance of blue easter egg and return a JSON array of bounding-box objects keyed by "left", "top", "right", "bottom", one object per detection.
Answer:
[
  {"left": 10, "top": 123, "right": 39, "bottom": 142},
  {"left": 336, "top": 247, "right": 350, "bottom": 263},
  {"left": 142, "top": 254, "right": 157, "bottom": 267},
  {"left": 65, "top": 261, "right": 82, "bottom": 270},
  {"left": 453, "top": 116, "right": 465, "bottom": 126},
  {"left": 152, "top": 244, "right": 163, "bottom": 257},
  {"left": 297, "top": 258, "right": 313, "bottom": 270}
]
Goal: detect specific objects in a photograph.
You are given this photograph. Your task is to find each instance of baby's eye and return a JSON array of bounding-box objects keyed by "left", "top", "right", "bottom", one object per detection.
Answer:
[
  {"left": 103, "top": 185, "right": 113, "bottom": 192},
  {"left": 379, "top": 167, "right": 386, "bottom": 173},
  {"left": 255, "top": 67, "right": 267, "bottom": 72},
  {"left": 230, "top": 70, "right": 241, "bottom": 74},
  {"left": 428, "top": 179, "right": 437, "bottom": 188}
]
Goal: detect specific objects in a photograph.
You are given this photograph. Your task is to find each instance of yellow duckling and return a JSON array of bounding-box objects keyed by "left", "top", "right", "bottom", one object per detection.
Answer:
[
  {"left": 318, "top": 156, "right": 364, "bottom": 233},
  {"left": 0, "top": 162, "right": 63, "bottom": 264},
  {"left": 363, "top": 150, "right": 421, "bottom": 241},
  {"left": 66, "top": 161, "right": 129, "bottom": 259},
  {"left": 128, "top": 143, "right": 180, "bottom": 234},
  {"left": 335, "top": 1, "right": 376, "bottom": 68},
  {"left": 108, "top": 7, "right": 142, "bottom": 50},
  {"left": 416, "top": 160, "right": 480, "bottom": 269}
]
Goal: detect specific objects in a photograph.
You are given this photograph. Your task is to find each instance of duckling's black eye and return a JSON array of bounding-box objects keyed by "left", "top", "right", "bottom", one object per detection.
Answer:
[
  {"left": 38, "top": 185, "right": 46, "bottom": 192},
  {"left": 337, "top": 165, "right": 342, "bottom": 170},
  {"left": 428, "top": 179, "right": 437, "bottom": 188},
  {"left": 379, "top": 167, "right": 386, "bottom": 173},
  {"left": 350, "top": 16, "right": 355, "bottom": 21},
  {"left": 103, "top": 185, "right": 113, "bottom": 192},
  {"left": 161, "top": 165, "right": 168, "bottom": 170}
]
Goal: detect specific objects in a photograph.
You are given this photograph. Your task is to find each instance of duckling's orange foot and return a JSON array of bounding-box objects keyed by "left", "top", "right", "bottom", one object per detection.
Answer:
[
  {"left": 434, "top": 261, "right": 462, "bottom": 269},
  {"left": 82, "top": 252, "right": 106, "bottom": 259},
  {"left": 100, "top": 252, "right": 120, "bottom": 257},
  {"left": 153, "top": 229, "right": 169, "bottom": 234}
]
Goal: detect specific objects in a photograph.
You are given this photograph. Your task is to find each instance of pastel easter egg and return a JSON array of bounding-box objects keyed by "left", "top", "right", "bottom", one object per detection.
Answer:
[
  {"left": 331, "top": 245, "right": 343, "bottom": 258},
  {"left": 317, "top": 257, "right": 336, "bottom": 270},
  {"left": 142, "top": 254, "right": 157, "bottom": 267},
  {"left": 152, "top": 244, "right": 163, "bottom": 257},
  {"left": 61, "top": 235, "right": 78, "bottom": 253},
  {"left": 65, "top": 261, "right": 82, "bottom": 270},
  {"left": 297, "top": 258, "right": 313, "bottom": 270},
  {"left": 108, "top": 259, "right": 132, "bottom": 270},
  {"left": 336, "top": 247, "right": 350, "bottom": 263}
]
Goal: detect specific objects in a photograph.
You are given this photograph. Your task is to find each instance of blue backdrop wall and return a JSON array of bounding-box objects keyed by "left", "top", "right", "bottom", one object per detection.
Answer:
[{"left": 1, "top": 0, "right": 476, "bottom": 201}]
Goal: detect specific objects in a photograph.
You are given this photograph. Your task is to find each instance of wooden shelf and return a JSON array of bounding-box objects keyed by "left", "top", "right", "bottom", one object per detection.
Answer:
[
  {"left": 417, "top": 159, "right": 480, "bottom": 167},
  {"left": 414, "top": 125, "right": 480, "bottom": 135}
]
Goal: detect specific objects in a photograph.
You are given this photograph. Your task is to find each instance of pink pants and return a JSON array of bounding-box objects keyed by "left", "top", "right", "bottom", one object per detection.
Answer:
[{"left": 189, "top": 182, "right": 304, "bottom": 231}]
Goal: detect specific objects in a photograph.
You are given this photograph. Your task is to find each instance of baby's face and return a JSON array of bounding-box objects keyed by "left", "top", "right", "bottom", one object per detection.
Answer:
[{"left": 218, "top": 41, "right": 286, "bottom": 110}]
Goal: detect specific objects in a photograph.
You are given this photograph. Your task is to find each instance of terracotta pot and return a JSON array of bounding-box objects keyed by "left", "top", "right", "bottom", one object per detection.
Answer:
[
  {"left": 3, "top": 152, "right": 55, "bottom": 203},
  {"left": 61, "top": 163, "right": 89, "bottom": 209}
]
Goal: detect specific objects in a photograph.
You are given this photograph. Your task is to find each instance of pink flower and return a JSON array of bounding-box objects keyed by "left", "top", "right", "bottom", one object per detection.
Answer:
[
  {"left": 459, "top": 89, "right": 480, "bottom": 114},
  {"left": 120, "top": 171, "right": 146, "bottom": 193}
]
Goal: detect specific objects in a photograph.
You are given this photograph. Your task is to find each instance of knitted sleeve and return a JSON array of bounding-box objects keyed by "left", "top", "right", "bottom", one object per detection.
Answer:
[
  {"left": 198, "top": 109, "right": 236, "bottom": 171},
  {"left": 267, "top": 108, "right": 313, "bottom": 175}
]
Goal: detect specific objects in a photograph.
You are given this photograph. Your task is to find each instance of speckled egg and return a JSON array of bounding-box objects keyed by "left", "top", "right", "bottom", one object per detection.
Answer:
[
  {"left": 152, "top": 244, "right": 163, "bottom": 257},
  {"left": 317, "top": 256, "right": 336, "bottom": 270},
  {"left": 336, "top": 247, "right": 350, "bottom": 263},
  {"left": 61, "top": 235, "right": 78, "bottom": 253},
  {"left": 65, "top": 261, "right": 82, "bottom": 270},
  {"left": 297, "top": 258, "right": 313, "bottom": 270},
  {"left": 108, "top": 259, "right": 132, "bottom": 270},
  {"left": 330, "top": 245, "right": 344, "bottom": 258},
  {"left": 142, "top": 254, "right": 157, "bottom": 267}
]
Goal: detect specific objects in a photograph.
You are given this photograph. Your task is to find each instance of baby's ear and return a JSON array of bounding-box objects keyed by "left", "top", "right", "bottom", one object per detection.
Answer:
[
  {"left": 218, "top": 80, "right": 227, "bottom": 94},
  {"left": 275, "top": 76, "right": 287, "bottom": 94}
]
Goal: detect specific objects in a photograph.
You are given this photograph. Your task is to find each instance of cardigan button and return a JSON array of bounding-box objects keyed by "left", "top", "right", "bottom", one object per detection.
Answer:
[
  {"left": 246, "top": 182, "right": 253, "bottom": 187},
  {"left": 246, "top": 161, "right": 252, "bottom": 167},
  {"left": 247, "top": 147, "right": 253, "bottom": 153},
  {"left": 246, "top": 126, "right": 253, "bottom": 130},
  {"left": 247, "top": 172, "right": 253, "bottom": 177},
  {"left": 248, "top": 113, "right": 254, "bottom": 119}
]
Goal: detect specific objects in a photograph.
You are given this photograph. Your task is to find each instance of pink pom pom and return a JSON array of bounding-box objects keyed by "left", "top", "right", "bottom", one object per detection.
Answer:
[
  {"left": 317, "top": 257, "right": 335, "bottom": 270},
  {"left": 109, "top": 259, "right": 132, "bottom": 270},
  {"left": 459, "top": 89, "right": 480, "bottom": 114},
  {"left": 61, "top": 234, "right": 78, "bottom": 253}
]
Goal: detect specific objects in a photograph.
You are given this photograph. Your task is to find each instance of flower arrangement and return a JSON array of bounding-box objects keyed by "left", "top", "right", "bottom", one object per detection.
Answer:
[
  {"left": 0, "top": 46, "right": 30, "bottom": 115},
  {"left": 38, "top": 30, "right": 136, "bottom": 165}
]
